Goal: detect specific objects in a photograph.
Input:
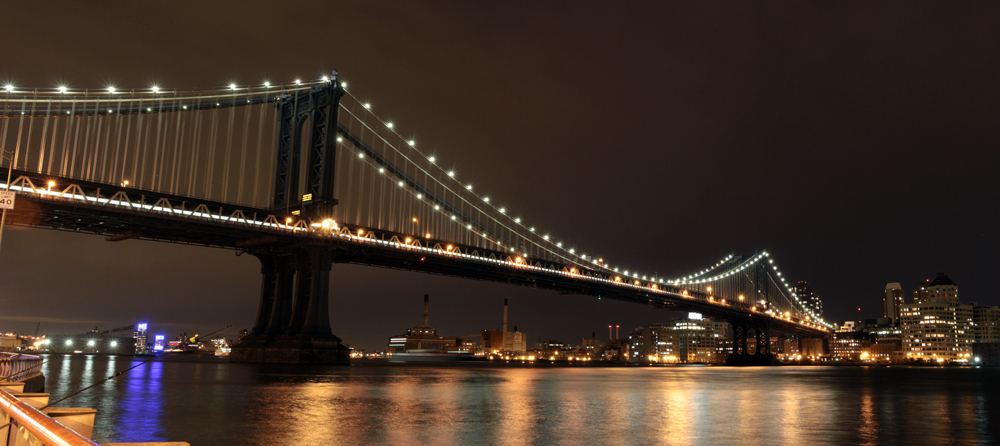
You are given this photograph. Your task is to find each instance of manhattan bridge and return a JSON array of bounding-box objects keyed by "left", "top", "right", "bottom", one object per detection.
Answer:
[{"left": 0, "top": 72, "right": 832, "bottom": 365}]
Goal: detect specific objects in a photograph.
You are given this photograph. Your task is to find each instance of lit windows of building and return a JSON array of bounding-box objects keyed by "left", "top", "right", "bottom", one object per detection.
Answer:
[
  {"left": 627, "top": 313, "right": 729, "bottom": 364},
  {"left": 900, "top": 273, "right": 974, "bottom": 363}
]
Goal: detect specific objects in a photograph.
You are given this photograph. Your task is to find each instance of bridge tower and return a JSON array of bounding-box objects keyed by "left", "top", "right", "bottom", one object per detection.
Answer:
[
  {"left": 726, "top": 254, "right": 776, "bottom": 365},
  {"left": 231, "top": 72, "right": 350, "bottom": 364}
]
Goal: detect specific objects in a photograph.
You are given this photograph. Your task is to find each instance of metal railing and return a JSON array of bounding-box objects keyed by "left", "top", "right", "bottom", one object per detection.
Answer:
[
  {"left": 0, "top": 353, "right": 42, "bottom": 383},
  {"left": 1, "top": 388, "right": 100, "bottom": 446}
]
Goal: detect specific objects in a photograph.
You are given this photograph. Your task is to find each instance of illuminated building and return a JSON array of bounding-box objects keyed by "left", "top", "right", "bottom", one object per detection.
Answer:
[
  {"left": 480, "top": 299, "right": 527, "bottom": 354},
  {"left": 900, "top": 273, "right": 974, "bottom": 362},
  {"left": 627, "top": 313, "right": 728, "bottom": 364},
  {"left": 883, "top": 283, "right": 904, "bottom": 324},
  {"left": 973, "top": 305, "right": 1000, "bottom": 343},
  {"left": 134, "top": 322, "right": 149, "bottom": 354},
  {"left": 863, "top": 319, "right": 902, "bottom": 362},
  {"left": 831, "top": 329, "right": 872, "bottom": 360},
  {"left": 795, "top": 281, "right": 823, "bottom": 318},
  {"left": 387, "top": 295, "right": 460, "bottom": 354}
]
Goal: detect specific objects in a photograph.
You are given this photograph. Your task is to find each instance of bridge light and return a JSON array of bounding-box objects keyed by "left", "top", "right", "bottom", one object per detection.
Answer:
[
  {"left": 358, "top": 153, "right": 364, "bottom": 158},
  {"left": 386, "top": 122, "right": 394, "bottom": 129},
  {"left": 483, "top": 197, "right": 490, "bottom": 202},
  {"left": 416, "top": 194, "right": 422, "bottom": 199},
  {"left": 337, "top": 137, "right": 343, "bottom": 142},
  {"left": 358, "top": 229, "right": 364, "bottom": 235},
  {"left": 110, "top": 341, "right": 118, "bottom": 347},
  {"left": 295, "top": 79, "right": 302, "bottom": 85},
  {"left": 65, "top": 340, "right": 72, "bottom": 346},
  {"left": 264, "top": 81, "right": 270, "bottom": 87},
  {"left": 428, "top": 156, "right": 435, "bottom": 162},
  {"left": 405, "top": 237, "right": 412, "bottom": 243},
  {"left": 412, "top": 217, "right": 418, "bottom": 222},
  {"left": 285, "top": 217, "right": 293, "bottom": 224},
  {"left": 514, "top": 218, "right": 521, "bottom": 223},
  {"left": 379, "top": 168, "right": 385, "bottom": 173},
  {"left": 425, "top": 233, "right": 431, "bottom": 238},
  {"left": 47, "top": 181, "right": 55, "bottom": 191},
  {"left": 341, "top": 81, "right": 347, "bottom": 88},
  {"left": 363, "top": 103, "right": 371, "bottom": 109},
  {"left": 3, "top": 84, "right": 13, "bottom": 92},
  {"left": 229, "top": 83, "right": 238, "bottom": 90},
  {"left": 465, "top": 184, "right": 471, "bottom": 190},
  {"left": 58, "top": 86, "right": 68, "bottom": 93},
  {"left": 398, "top": 181, "right": 404, "bottom": 187},
  {"left": 738, "top": 295, "right": 744, "bottom": 300},
  {"left": 409, "top": 140, "right": 416, "bottom": 146},
  {"left": 321, "top": 76, "right": 329, "bottom": 82},
  {"left": 107, "top": 86, "right": 116, "bottom": 93},
  {"left": 87, "top": 340, "right": 95, "bottom": 347}
]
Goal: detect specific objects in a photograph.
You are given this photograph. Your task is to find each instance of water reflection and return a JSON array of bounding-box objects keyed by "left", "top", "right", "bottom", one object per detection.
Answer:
[{"left": 37, "top": 357, "right": 1000, "bottom": 446}]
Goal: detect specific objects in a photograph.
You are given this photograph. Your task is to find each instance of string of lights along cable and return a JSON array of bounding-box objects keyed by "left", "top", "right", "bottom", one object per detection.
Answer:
[{"left": 0, "top": 74, "right": 832, "bottom": 332}]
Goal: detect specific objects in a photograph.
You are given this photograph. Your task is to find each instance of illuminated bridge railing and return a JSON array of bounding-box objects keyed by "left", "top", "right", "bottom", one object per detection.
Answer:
[
  {"left": 0, "top": 387, "right": 100, "bottom": 446},
  {"left": 0, "top": 353, "right": 42, "bottom": 383}
]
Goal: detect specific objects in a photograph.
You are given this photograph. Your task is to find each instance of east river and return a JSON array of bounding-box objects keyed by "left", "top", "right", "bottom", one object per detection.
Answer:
[{"left": 36, "top": 354, "right": 999, "bottom": 445}]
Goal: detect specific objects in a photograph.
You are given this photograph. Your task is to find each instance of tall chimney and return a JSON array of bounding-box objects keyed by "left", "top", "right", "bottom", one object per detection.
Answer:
[
  {"left": 503, "top": 298, "right": 508, "bottom": 332},
  {"left": 608, "top": 325, "right": 612, "bottom": 341},
  {"left": 423, "top": 294, "right": 429, "bottom": 326},
  {"left": 616, "top": 325, "right": 620, "bottom": 340}
]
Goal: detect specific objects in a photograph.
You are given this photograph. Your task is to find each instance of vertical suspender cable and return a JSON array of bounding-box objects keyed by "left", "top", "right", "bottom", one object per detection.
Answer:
[
  {"left": 169, "top": 99, "right": 185, "bottom": 194},
  {"left": 237, "top": 92, "right": 252, "bottom": 204},
  {"left": 33, "top": 100, "right": 52, "bottom": 172},
  {"left": 222, "top": 90, "right": 236, "bottom": 201},
  {"left": 252, "top": 90, "right": 267, "bottom": 208},
  {"left": 205, "top": 106, "right": 219, "bottom": 199}
]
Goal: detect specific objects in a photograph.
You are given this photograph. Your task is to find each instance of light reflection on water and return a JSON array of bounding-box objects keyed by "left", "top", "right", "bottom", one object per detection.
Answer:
[{"left": 38, "top": 355, "right": 1000, "bottom": 446}]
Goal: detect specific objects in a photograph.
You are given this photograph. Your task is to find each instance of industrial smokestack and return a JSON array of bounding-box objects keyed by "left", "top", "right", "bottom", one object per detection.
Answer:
[
  {"left": 503, "top": 298, "right": 508, "bottom": 332},
  {"left": 592, "top": 332, "right": 596, "bottom": 339},
  {"left": 608, "top": 325, "right": 612, "bottom": 341},
  {"left": 423, "top": 294, "right": 429, "bottom": 326},
  {"left": 616, "top": 325, "right": 620, "bottom": 340}
]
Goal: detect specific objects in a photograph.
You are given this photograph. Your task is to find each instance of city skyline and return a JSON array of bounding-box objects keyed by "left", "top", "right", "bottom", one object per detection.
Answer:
[{"left": 1, "top": 3, "right": 998, "bottom": 350}]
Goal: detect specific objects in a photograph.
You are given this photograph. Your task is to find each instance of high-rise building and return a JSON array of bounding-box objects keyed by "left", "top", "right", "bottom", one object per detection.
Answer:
[
  {"left": 795, "top": 281, "right": 823, "bottom": 318},
  {"left": 900, "top": 273, "right": 974, "bottom": 363},
  {"left": 627, "top": 313, "right": 728, "bottom": 364},
  {"left": 973, "top": 305, "right": 1000, "bottom": 343},
  {"left": 882, "top": 283, "right": 904, "bottom": 324}
]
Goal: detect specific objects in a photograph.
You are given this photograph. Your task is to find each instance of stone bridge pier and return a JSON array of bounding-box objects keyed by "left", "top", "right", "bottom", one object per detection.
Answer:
[
  {"left": 230, "top": 247, "right": 350, "bottom": 364},
  {"left": 726, "top": 318, "right": 778, "bottom": 366}
]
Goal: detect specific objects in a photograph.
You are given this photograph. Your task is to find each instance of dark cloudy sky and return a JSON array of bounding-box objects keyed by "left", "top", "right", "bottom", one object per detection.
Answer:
[{"left": 2, "top": 2, "right": 998, "bottom": 349}]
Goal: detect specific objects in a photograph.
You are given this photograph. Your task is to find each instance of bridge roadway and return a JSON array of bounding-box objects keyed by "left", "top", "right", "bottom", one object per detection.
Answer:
[{"left": 1, "top": 167, "right": 828, "bottom": 338}]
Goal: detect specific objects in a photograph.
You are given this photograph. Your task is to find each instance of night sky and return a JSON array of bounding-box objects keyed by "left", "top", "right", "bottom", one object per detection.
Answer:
[{"left": 2, "top": 3, "right": 998, "bottom": 350}]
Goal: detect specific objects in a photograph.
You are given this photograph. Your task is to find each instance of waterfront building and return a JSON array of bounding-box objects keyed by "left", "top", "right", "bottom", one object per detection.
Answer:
[
  {"left": 480, "top": 299, "right": 527, "bottom": 354},
  {"left": 899, "top": 273, "right": 974, "bottom": 362},
  {"left": 795, "top": 281, "right": 823, "bottom": 318},
  {"left": 386, "top": 295, "right": 460, "bottom": 354},
  {"left": 627, "top": 313, "right": 728, "bottom": 364},
  {"left": 973, "top": 305, "right": 1000, "bottom": 343},
  {"left": 862, "top": 318, "right": 902, "bottom": 362},
  {"left": 801, "top": 338, "right": 825, "bottom": 358},
  {"left": 883, "top": 283, "right": 904, "bottom": 324},
  {"left": 831, "top": 330, "right": 872, "bottom": 360},
  {"left": 770, "top": 335, "right": 801, "bottom": 361}
]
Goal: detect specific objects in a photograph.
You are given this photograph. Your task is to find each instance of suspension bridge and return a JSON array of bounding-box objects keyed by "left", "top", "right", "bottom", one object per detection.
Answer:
[{"left": 0, "top": 72, "right": 831, "bottom": 365}]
